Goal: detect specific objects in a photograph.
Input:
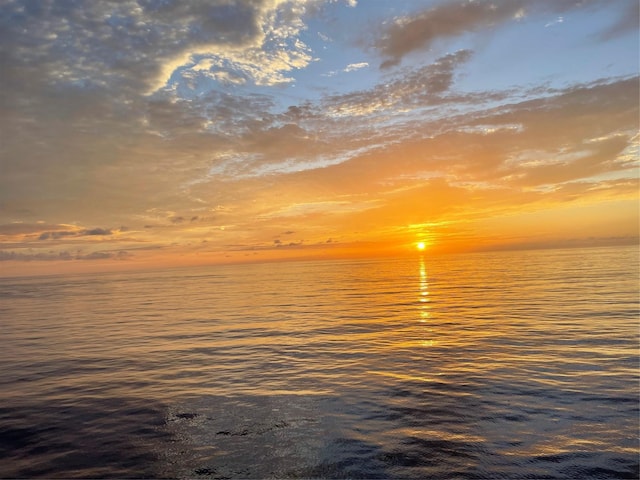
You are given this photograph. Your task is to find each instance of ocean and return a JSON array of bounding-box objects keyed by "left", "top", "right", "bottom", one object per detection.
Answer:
[{"left": 0, "top": 246, "right": 638, "bottom": 479}]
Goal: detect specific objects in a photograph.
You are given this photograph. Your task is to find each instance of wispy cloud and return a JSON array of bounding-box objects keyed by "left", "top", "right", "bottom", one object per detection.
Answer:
[
  {"left": 545, "top": 16, "right": 564, "bottom": 28},
  {"left": 323, "top": 50, "right": 473, "bottom": 117},
  {"left": 344, "top": 62, "right": 369, "bottom": 72},
  {"left": 373, "top": 0, "right": 617, "bottom": 68},
  {"left": 597, "top": 0, "right": 640, "bottom": 40},
  {"left": 0, "top": 249, "right": 132, "bottom": 262}
]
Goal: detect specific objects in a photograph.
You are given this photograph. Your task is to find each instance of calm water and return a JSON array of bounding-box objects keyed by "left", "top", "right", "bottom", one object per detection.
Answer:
[{"left": 0, "top": 246, "right": 638, "bottom": 479}]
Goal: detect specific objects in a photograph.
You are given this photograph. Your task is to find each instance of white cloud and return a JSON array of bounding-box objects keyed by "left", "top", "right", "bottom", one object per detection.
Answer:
[
  {"left": 545, "top": 16, "right": 564, "bottom": 28},
  {"left": 344, "top": 62, "right": 369, "bottom": 72},
  {"left": 322, "top": 61, "right": 369, "bottom": 78},
  {"left": 146, "top": 0, "right": 317, "bottom": 94}
]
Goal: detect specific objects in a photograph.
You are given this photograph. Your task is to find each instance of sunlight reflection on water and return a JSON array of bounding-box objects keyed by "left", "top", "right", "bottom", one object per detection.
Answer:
[{"left": 0, "top": 246, "right": 638, "bottom": 478}]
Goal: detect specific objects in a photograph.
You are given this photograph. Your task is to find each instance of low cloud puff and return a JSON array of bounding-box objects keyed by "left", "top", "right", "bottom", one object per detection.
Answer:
[{"left": 38, "top": 228, "right": 113, "bottom": 240}]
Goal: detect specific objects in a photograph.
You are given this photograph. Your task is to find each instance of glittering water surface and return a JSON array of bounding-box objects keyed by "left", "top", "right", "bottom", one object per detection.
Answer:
[{"left": 1, "top": 246, "right": 638, "bottom": 479}]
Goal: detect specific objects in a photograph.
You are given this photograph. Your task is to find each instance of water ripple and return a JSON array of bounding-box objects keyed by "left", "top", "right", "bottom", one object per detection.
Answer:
[{"left": 0, "top": 246, "right": 638, "bottom": 478}]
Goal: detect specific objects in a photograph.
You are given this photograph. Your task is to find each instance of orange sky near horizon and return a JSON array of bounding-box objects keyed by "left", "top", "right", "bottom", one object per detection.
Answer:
[{"left": 0, "top": 0, "right": 638, "bottom": 277}]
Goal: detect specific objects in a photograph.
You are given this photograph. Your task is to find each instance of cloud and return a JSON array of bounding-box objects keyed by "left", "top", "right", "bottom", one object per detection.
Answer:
[
  {"left": 37, "top": 227, "right": 113, "bottom": 240},
  {"left": 0, "top": 250, "right": 73, "bottom": 262},
  {"left": 77, "top": 251, "right": 131, "bottom": 260},
  {"left": 504, "top": 135, "right": 631, "bottom": 187},
  {"left": 0, "top": 0, "right": 319, "bottom": 185},
  {"left": 274, "top": 239, "right": 303, "bottom": 248},
  {"left": 324, "top": 50, "right": 473, "bottom": 116},
  {"left": 374, "top": 0, "right": 615, "bottom": 69},
  {"left": 0, "top": 1, "right": 635, "bottom": 268},
  {"left": 323, "top": 61, "right": 370, "bottom": 77},
  {"left": 0, "top": 0, "right": 314, "bottom": 97},
  {"left": 344, "top": 62, "right": 368, "bottom": 72},
  {"left": 146, "top": 0, "right": 317, "bottom": 92},
  {"left": 278, "top": 76, "right": 637, "bottom": 216},
  {"left": 1, "top": 3, "right": 475, "bottom": 226},
  {"left": 185, "top": 74, "right": 636, "bottom": 236},
  {"left": 83, "top": 228, "right": 112, "bottom": 236},
  {"left": 38, "top": 231, "right": 76, "bottom": 241},
  {"left": 545, "top": 16, "right": 564, "bottom": 28},
  {"left": 0, "top": 223, "right": 70, "bottom": 236},
  {"left": 0, "top": 249, "right": 131, "bottom": 262},
  {"left": 597, "top": 0, "right": 640, "bottom": 40}
]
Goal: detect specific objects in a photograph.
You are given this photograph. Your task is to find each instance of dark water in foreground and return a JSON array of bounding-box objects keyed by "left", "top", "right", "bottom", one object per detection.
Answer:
[{"left": 1, "top": 246, "right": 638, "bottom": 479}]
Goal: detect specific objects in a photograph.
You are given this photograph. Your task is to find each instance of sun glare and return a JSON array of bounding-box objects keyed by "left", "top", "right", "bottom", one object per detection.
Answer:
[{"left": 416, "top": 241, "right": 426, "bottom": 251}]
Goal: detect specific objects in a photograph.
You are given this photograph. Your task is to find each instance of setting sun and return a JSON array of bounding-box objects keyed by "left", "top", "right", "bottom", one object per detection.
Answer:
[{"left": 416, "top": 242, "right": 426, "bottom": 251}]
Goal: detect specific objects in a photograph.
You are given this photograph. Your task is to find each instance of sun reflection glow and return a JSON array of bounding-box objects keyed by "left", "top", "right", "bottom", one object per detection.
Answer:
[{"left": 418, "top": 258, "right": 431, "bottom": 325}]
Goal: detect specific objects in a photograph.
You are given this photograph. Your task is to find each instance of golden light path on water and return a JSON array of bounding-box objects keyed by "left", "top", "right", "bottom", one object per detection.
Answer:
[
  {"left": 418, "top": 256, "right": 435, "bottom": 350},
  {"left": 0, "top": 246, "right": 637, "bottom": 479}
]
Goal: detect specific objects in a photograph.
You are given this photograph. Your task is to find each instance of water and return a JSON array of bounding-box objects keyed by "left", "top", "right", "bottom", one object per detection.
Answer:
[{"left": 1, "top": 246, "right": 638, "bottom": 479}]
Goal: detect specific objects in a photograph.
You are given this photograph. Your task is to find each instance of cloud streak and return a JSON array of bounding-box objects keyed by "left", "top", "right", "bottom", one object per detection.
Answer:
[{"left": 374, "top": 0, "right": 619, "bottom": 68}]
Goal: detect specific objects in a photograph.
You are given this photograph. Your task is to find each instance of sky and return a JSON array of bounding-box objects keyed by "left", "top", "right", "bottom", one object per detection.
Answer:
[{"left": 0, "top": 0, "right": 638, "bottom": 276}]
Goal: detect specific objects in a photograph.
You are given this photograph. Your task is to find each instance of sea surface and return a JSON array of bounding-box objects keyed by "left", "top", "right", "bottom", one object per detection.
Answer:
[{"left": 0, "top": 246, "right": 638, "bottom": 479}]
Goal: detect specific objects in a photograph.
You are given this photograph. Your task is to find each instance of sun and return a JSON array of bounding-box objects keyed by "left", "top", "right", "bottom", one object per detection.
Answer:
[{"left": 416, "top": 241, "right": 426, "bottom": 251}]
